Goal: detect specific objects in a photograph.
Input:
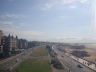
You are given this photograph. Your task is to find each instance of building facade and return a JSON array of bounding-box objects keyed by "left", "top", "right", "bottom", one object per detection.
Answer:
[
  {"left": 18, "top": 39, "right": 28, "bottom": 49},
  {"left": 0, "top": 30, "right": 3, "bottom": 54},
  {"left": 3, "top": 34, "right": 18, "bottom": 56},
  {"left": 0, "top": 30, "right": 29, "bottom": 58},
  {"left": 7, "top": 35, "right": 18, "bottom": 51}
]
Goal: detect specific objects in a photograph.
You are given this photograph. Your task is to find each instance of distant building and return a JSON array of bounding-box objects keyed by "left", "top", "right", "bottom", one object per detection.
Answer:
[
  {"left": 18, "top": 39, "right": 28, "bottom": 49},
  {"left": 8, "top": 35, "right": 18, "bottom": 51},
  {"left": 3, "top": 34, "right": 18, "bottom": 56},
  {"left": 0, "top": 30, "right": 30, "bottom": 58},
  {"left": 0, "top": 30, "right": 3, "bottom": 53},
  {"left": 0, "top": 30, "right": 3, "bottom": 40},
  {"left": 28, "top": 41, "right": 40, "bottom": 48}
]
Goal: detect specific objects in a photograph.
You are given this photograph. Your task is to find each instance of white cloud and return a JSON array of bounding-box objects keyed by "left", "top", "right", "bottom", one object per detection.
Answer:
[
  {"left": 48, "top": 36, "right": 96, "bottom": 43},
  {"left": 42, "top": 0, "right": 89, "bottom": 10},
  {"left": 59, "top": 16, "right": 65, "bottom": 18},
  {"left": 60, "top": 0, "right": 88, "bottom": 4},
  {"left": 0, "top": 14, "right": 28, "bottom": 19},
  {"left": 0, "top": 28, "right": 44, "bottom": 41},
  {"left": 69, "top": 5, "right": 77, "bottom": 8},
  {"left": 79, "top": 0, "right": 88, "bottom": 3},
  {"left": 0, "top": 21, "right": 13, "bottom": 25},
  {"left": 21, "top": 30, "right": 43, "bottom": 36},
  {"left": 42, "top": 4, "right": 53, "bottom": 10},
  {"left": 5, "top": 14, "right": 18, "bottom": 18},
  {"left": 60, "top": 0, "right": 76, "bottom": 4},
  {"left": 45, "top": 3, "right": 54, "bottom": 9},
  {"left": 42, "top": 1, "right": 58, "bottom": 10},
  {"left": 1, "top": 27, "right": 96, "bottom": 42},
  {"left": 6, "top": 14, "right": 28, "bottom": 18}
]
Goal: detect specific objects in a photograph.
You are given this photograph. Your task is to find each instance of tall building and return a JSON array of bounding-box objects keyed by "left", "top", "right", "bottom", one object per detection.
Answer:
[
  {"left": 0, "top": 30, "right": 3, "bottom": 40},
  {"left": 0, "top": 30, "right": 3, "bottom": 53},
  {"left": 3, "top": 34, "right": 18, "bottom": 56},
  {"left": 7, "top": 35, "right": 18, "bottom": 51},
  {"left": 18, "top": 39, "right": 28, "bottom": 49}
]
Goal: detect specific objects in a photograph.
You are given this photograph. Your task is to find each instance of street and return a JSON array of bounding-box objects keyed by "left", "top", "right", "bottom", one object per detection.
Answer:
[
  {"left": 0, "top": 48, "right": 34, "bottom": 70},
  {"left": 53, "top": 46, "right": 95, "bottom": 72}
]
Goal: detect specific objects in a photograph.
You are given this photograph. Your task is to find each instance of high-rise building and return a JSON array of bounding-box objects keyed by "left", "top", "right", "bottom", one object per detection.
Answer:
[
  {"left": 0, "top": 30, "right": 3, "bottom": 53},
  {"left": 3, "top": 34, "right": 18, "bottom": 56},
  {"left": 18, "top": 39, "right": 28, "bottom": 49},
  {"left": 7, "top": 35, "right": 18, "bottom": 51}
]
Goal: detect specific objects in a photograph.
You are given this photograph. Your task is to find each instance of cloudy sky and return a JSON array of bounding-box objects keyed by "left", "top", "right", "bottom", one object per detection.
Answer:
[{"left": 0, "top": 0, "right": 96, "bottom": 43}]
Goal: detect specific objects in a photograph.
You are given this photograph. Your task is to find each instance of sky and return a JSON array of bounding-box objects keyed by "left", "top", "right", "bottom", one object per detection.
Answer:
[{"left": 0, "top": 0, "right": 96, "bottom": 43}]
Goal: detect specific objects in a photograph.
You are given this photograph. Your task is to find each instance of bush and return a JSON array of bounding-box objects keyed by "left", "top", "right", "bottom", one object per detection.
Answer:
[{"left": 51, "top": 59, "right": 63, "bottom": 69}]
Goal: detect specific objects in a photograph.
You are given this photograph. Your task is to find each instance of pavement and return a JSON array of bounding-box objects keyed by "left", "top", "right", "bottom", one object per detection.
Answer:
[{"left": 53, "top": 46, "right": 96, "bottom": 72}]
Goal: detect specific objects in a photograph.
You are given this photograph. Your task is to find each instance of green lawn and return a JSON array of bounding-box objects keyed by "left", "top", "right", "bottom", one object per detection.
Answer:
[
  {"left": 12, "top": 46, "right": 52, "bottom": 72},
  {"left": 12, "top": 58, "right": 52, "bottom": 72},
  {"left": 31, "top": 46, "right": 48, "bottom": 57}
]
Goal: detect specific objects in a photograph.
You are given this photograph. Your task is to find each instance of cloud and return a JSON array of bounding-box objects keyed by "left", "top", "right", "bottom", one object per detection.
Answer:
[
  {"left": 59, "top": 36, "right": 83, "bottom": 42},
  {"left": 0, "top": 28, "right": 44, "bottom": 41},
  {"left": 69, "top": 5, "right": 77, "bottom": 8},
  {"left": 5, "top": 14, "right": 18, "bottom": 18},
  {"left": 45, "top": 4, "right": 54, "bottom": 9},
  {"left": 42, "top": 1, "right": 58, "bottom": 10},
  {"left": 60, "top": 0, "right": 76, "bottom": 4},
  {"left": 60, "top": 0, "right": 88, "bottom": 4},
  {"left": 79, "top": 0, "right": 88, "bottom": 3},
  {"left": 6, "top": 14, "right": 28, "bottom": 18},
  {"left": 0, "top": 21, "right": 13, "bottom": 25},
  {"left": 42, "top": 0, "right": 89, "bottom": 10},
  {"left": 1, "top": 27, "right": 96, "bottom": 42},
  {"left": 0, "top": 14, "right": 28, "bottom": 19},
  {"left": 48, "top": 36, "right": 96, "bottom": 43},
  {"left": 21, "top": 30, "right": 43, "bottom": 36}
]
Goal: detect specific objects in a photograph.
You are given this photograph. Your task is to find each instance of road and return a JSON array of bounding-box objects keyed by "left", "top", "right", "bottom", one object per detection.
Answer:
[
  {"left": 0, "top": 48, "right": 34, "bottom": 70},
  {"left": 53, "top": 46, "right": 95, "bottom": 72}
]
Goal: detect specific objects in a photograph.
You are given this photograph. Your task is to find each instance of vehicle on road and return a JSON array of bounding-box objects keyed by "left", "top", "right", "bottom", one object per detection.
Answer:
[{"left": 77, "top": 64, "right": 83, "bottom": 68}]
